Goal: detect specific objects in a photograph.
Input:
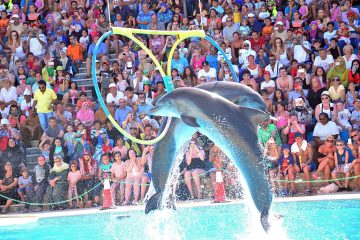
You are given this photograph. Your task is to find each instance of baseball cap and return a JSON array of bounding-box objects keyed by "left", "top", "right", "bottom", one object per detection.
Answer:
[
  {"left": 276, "top": 21, "right": 284, "bottom": 26},
  {"left": 143, "top": 80, "right": 151, "bottom": 85},
  {"left": 248, "top": 13, "right": 255, "bottom": 17},
  {"left": 202, "top": 61, "right": 209, "bottom": 66},
  {"left": 12, "top": 14, "right": 19, "bottom": 19},
  {"left": 282, "top": 144, "right": 290, "bottom": 150},
  {"left": 56, "top": 66, "right": 63, "bottom": 71},
  {"left": 321, "top": 91, "right": 330, "bottom": 97}
]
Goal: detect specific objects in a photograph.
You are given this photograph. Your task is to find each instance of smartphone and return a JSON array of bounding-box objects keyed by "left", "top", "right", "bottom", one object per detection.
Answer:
[{"left": 348, "top": 138, "right": 352, "bottom": 144}]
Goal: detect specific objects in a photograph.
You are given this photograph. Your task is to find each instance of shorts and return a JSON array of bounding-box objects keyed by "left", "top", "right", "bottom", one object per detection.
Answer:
[
  {"left": 18, "top": 186, "right": 33, "bottom": 195},
  {"left": 296, "top": 161, "right": 317, "bottom": 173},
  {"left": 145, "top": 172, "right": 152, "bottom": 181},
  {"left": 333, "top": 163, "right": 351, "bottom": 174}
]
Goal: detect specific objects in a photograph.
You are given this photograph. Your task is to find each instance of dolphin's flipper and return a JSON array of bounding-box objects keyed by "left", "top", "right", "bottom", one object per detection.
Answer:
[
  {"left": 260, "top": 210, "right": 270, "bottom": 233},
  {"left": 145, "top": 192, "right": 162, "bottom": 214},
  {"left": 181, "top": 114, "right": 200, "bottom": 127}
]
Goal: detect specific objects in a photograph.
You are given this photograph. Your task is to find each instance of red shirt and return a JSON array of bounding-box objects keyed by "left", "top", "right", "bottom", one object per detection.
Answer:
[
  {"left": 349, "top": 70, "right": 360, "bottom": 84},
  {"left": 250, "top": 37, "right": 265, "bottom": 53}
]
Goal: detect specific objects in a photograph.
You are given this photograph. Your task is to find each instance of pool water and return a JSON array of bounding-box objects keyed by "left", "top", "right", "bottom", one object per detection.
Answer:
[{"left": 1, "top": 199, "right": 359, "bottom": 240}]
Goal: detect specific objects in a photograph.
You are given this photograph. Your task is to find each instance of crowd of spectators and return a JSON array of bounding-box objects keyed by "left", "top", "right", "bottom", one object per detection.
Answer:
[{"left": 0, "top": 0, "right": 360, "bottom": 213}]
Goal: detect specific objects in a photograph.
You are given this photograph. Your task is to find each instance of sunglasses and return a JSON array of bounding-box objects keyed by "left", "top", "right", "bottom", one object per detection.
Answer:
[
  {"left": 244, "top": 44, "right": 249, "bottom": 47},
  {"left": 351, "top": 134, "right": 358, "bottom": 138},
  {"left": 326, "top": 140, "right": 334, "bottom": 143},
  {"left": 321, "top": 97, "right": 329, "bottom": 100},
  {"left": 336, "top": 144, "right": 343, "bottom": 146},
  {"left": 333, "top": 78, "right": 340, "bottom": 81},
  {"left": 243, "top": 74, "right": 250, "bottom": 76},
  {"left": 19, "top": 77, "right": 26, "bottom": 80}
]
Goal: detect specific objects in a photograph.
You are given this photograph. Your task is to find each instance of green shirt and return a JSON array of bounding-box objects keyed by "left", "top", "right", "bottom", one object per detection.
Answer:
[{"left": 257, "top": 123, "right": 282, "bottom": 147}]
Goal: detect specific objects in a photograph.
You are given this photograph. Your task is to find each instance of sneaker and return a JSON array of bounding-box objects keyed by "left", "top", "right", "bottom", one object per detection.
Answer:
[
  {"left": 93, "top": 203, "right": 99, "bottom": 207},
  {"left": 131, "top": 201, "right": 138, "bottom": 205},
  {"left": 304, "top": 189, "right": 311, "bottom": 194}
]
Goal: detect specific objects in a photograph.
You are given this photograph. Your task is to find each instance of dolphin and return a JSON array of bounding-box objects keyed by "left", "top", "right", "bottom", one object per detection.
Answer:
[
  {"left": 149, "top": 87, "right": 272, "bottom": 232},
  {"left": 146, "top": 82, "right": 268, "bottom": 216}
]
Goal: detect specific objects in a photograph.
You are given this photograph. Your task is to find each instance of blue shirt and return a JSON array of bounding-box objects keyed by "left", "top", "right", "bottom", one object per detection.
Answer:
[
  {"left": 137, "top": 10, "right": 155, "bottom": 29},
  {"left": 171, "top": 57, "right": 189, "bottom": 74},
  {"left": 88, "top": 42, "right": 108, "bottom": 57},
  {"left": 206, "top": 54, "right": 219, "bottom": 72},
  {"left": 114, "top": 106, "right": 133, "bottom": 125},
  {"left": 137, "top": 104, "right": 153, "bottom": 116},
  {"left": 284, "top": 6, "right": 297, "bottom": 21}
]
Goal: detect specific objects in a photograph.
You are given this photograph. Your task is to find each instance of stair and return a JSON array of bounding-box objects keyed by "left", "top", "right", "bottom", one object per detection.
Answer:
[{"left": 71, "top": 49, "right": 118, "bottom": 99}]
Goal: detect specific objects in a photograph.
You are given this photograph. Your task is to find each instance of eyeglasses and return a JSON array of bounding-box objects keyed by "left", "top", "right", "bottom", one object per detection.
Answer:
[
  {"left": 244, "top": 44, "right": 249, "bottom": 47},
  {"left": 333, "top": 78, "right": 340, "bottom": 81},
  {"left": 336, "top": 144, "right": 343, "bottom": 146},
  {"left": 19, "top": 77, "right": 26, "bottom": 80},
  {"left": 351, "top": 134, "right": 358, "bottom": 138},
  {"left": 243, "top": 74, "right": 250, "bottom": 76},
  {"left": 326, "top": 140, "right": 334, "bottom": 143}
]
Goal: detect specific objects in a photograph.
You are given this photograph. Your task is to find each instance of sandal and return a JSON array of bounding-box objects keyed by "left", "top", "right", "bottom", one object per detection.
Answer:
[{"left": 312, "top": 172, "right": 321, "bottom": 180}]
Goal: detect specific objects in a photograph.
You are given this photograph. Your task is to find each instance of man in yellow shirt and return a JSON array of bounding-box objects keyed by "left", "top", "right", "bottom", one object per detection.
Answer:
[{"left": 33, "top": 80, "right": 57, "bottom": 130}]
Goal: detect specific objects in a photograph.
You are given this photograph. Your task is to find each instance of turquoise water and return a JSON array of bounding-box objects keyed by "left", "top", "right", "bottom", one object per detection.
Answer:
[{"left": 1, "top": 199, "right": 359, "bottom": 240}]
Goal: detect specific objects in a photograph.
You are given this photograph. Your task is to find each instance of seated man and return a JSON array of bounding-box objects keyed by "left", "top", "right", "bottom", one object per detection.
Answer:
[
  {"left": 291, "top": 132, "right": 316, "bottom": 194},
  {"left": 41, "top": 117, "right": 64, "bottom": 142}
]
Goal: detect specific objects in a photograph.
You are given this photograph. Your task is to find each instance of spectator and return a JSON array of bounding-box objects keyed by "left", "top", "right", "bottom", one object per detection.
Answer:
[
  {"left": 49, "top": 137, "right": 69, "bottom": 166},
  {"left": 32, "top": 155, "right": 51, "bottom": 212},
  {"left": 124, "top": 148, "right": 144, "bottom": 205},
  {"left": 0, "top": 162, "right": 19, "bottom": 214},
  {"left": 34, "top": 80, "right": 57, "bottom": 131},
  {"left": 49, "top": 155, "right": 69, "bottom": 210},
  {"left": 327, "top": 57, "right": 349, "bottom": 87},
  {"left": 76, "top": 102, "right": 95, "bottom": 127},
  {"left": 0, "top": 138, "right": 25, "bottom": 177},
  {"left": 313, "top": 112, "right": 339, "bottom": 149},
  {"left": 198, "top": 61, "right": 217, "bottom": 82},
  {"left": 314, "top": 91, "right": 337, "bottom": 122},
  {"left": 41, "top": 117, "right": 64, "bottom": 142}
]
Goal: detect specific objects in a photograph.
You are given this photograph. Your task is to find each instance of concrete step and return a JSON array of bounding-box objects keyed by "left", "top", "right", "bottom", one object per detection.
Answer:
[{"left": 29, "top": 140, "right": 39, "bottom": 148}]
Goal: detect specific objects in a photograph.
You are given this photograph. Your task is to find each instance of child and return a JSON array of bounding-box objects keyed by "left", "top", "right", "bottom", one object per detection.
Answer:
[
  {"left": 330, "top": 1, "right": 340, "bottom": 22},
  {"left": 102, "top": 137, "right": 113, "bottom": 155},
  {"left": 233, "top": 4, "right": 241, "bottom": 27},
  {"left": 239, "top": 19, "right": 250, "bottom": 38},
  {"left": 98, "top": 153, "right": 114, "bottom": 210},
  {"left": 213, "top": 28, "right": 224, "bottom": 43},
  {"left": 64, "top": 125, "right": 76, "bottom": 159},
  {"left": 277, "top": 144, "right": 295, "bottom": 196},
  {"left": 18, "top": 168, "right": 34, "bottom": 212},
  {"left": 113, "top": 137, "right": 129, "bottom": 160},
  {"left": 337, "top": 22, "right": 350, "bottom": 45},
  {"left": 111, "top": 152, "right": 127, "bottom": 205},
  {"left": 92, "top": 0, "right": 102, "bottom": 19},
  {"left": 335, "top": 101, "right": 352, "bottom": 136},
  {"left": 324, "top": 22, "right": 337, "bottom": 47},
  {"left": 178, "top": 41, "right": 188, "bottom": 59},
  {"left": 67, "top": 161, "right": 82, "bottom": 208},
  {"left": 79, "top": 29, "right": 90, "bottom": 51},
  {"left": 33, "top": 155, "right": 51, "bottom": 212},
  {"left": 327, "top": 38, "right": 341, "bottom": 60},
  {"left": 73, "top": 133, "right": 90, "bottom": 161},
  {"left": 332, "top": 140, "right": 351, "bottom": 191},
  {"left": 39, "top": 139, "right": 51, "bottom": 163},
  {"left": 298, "top": 0, "right": 309, "bottom": 21}
]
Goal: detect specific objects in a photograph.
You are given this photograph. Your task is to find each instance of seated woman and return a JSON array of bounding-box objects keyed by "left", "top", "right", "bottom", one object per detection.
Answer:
[
  {"left": 312, "top": 136, "right": 336, "bottom": 182},
  {"left": 263, "top": 137, "right": 280, "bottom": 193},
  {"left": 49, "top": 138, "right": 69, "bottom": 166},
  {"left": 76, "top": 102, "right": 95, "bottom": 128},
  {"left": 78, "top": 151, "right": 100, "bottom": 207},
  {"left": 1, "top": 138, "right": 26, "bottom": 177},
  {"left": 184, "top": 140, "right": 206, "bottom": 199},
  {"left": 0, "top": 162, "right": 19, "bottom": 214},
  {"left": 49, "top": 155, "right": 69, "bottom": 210},
  {"left": 283, "top": 114, "right": 305, "bottom": 145},
  {"left": 124, "top": 148, "right": 144, "bottom": 205},
  {"left": 328, "top": 76, "right": 346, "bottom": 101}
]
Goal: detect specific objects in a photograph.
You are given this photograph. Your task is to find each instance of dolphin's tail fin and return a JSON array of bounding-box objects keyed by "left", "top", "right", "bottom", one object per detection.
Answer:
[
  {"left": 260, "top": 211, "right": 270, "bottom": 233},
  {"left": 145, "top": 192, "right": 162, "bottom": 214},
  {"left": 145, "top": 191, "right": 176, "bottom": 214}
]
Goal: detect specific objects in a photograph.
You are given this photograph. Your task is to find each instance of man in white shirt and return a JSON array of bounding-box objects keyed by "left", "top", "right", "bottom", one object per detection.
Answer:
[
  {"left": 323, "top": 22, "right": 337, "bottom": 46},
  {"left": 265, "top": 55, "right": 283, "bottom": 80},
  {"left": 291, "top": 31, "right": 311, "bottom": 64},
  {"left": 106, "top": 83, "right": 124, "bottom": 106},
  {"left": 313, "top": 113, "right": 339, "bottom": 142},
  {"left": 0, "top": 79, "right": 18, "bottom": 106},
  {"left": 313, "top": 48, "right": 334, "bottom": 73},
  {"left": 20, "top": 89, "right": 34, "bottom": 117},
  {"left": 198, "top": 61, "right": 217, "bottom": 82},
  {"left": 26, "top": 25, "right": 47, "bottom": 57},
  {"left": 260, "top": 71, "right": 276, "bottom": 98}
]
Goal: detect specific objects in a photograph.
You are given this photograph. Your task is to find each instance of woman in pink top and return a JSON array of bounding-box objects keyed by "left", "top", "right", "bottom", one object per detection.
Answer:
[
  {"left": 111, "top": 152, "right": 127, "bottom": 205},
  {"left": 76, "top": 102, "right": 95, "bottom": 127},
  {"left": 190, "top": 48, "right": 205, "bottom": 73},
  {"left": 274, "top": 102, "right": 289, "bottom": 143},
  {"left": 124, "top": 148, "right": 144, "bottom": 205}
]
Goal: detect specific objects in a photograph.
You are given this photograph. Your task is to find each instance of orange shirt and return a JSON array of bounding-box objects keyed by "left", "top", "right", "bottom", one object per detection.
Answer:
[{"left": 67, "top": 44, "right": 84, "bottom": 61}]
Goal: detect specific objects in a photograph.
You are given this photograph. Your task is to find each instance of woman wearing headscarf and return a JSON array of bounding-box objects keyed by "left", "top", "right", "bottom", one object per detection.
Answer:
[
  {"left": 49, "top": 137, "right": 69, "bottom": 166},
  {"left": 76, "top": 102, "right": 95, "bottom": 127},
  {"left": 0, "top": 138, "right": 25, "bottom": 177},
  {"left": 327, "top": 57, "right": 349, "bottom": 87},
  {"left": 59, "top": 50, "right": 74, "bottom": 75},
  {"left": 238, "top": 40, "right": 256, "bottom": 69},
  {"left": 307, "top": 76, "right": 327, "bottom": 110},
  {"left": 78, "top": 151, "right": 100, "bottom": 207},
  {"left": 49, "top": 155, "right": 69, "bottom": 210},
  {"left": 157, "top": 3, "right": 173, "bottom": 26}
]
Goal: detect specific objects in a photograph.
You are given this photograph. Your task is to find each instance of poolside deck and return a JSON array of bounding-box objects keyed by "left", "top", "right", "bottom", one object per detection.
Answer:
[{"left": 0, "top": 193, "right": 359, "bottom": 226}]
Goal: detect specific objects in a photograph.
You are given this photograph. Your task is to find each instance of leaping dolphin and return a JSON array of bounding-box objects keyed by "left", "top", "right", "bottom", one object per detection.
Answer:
[
  {"left": 146, "top": 82, "right": 269, "bottom": 216},
  {"left": 150, "top": 87, "right": 272, "bottom": 232}
]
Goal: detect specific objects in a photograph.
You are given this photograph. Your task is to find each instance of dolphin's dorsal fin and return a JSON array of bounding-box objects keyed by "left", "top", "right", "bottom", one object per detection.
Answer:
[{"left": 181, "top": 114, "right": 200, "bottom": 127}]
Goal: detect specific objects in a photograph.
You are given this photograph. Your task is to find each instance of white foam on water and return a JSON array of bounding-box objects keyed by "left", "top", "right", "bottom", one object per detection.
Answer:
[{"left": 144, "top": 209, "right": 184, "bottom": 240}]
